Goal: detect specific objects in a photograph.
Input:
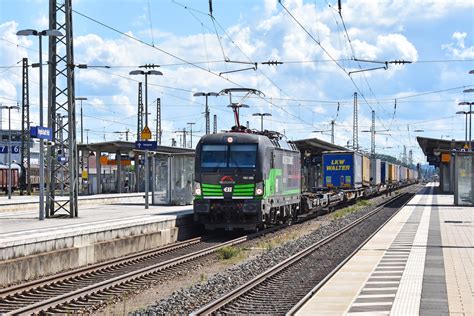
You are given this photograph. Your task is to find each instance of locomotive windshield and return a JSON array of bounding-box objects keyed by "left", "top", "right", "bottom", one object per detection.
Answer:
[{"left": 201, "top": 144, "right": 257, "bottom": 169}]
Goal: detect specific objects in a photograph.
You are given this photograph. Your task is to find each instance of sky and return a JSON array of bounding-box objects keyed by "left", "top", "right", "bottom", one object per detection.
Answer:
[{"left": 0, "top": 0, "right": 473, "bottom": 163}]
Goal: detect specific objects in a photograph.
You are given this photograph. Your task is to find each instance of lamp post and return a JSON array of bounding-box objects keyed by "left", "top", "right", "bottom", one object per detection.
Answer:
[
  {"left": 17, "top": 28, "right": 63, "bottom": 220},
  {"left": 75, "top": 97, "right": 87, "bottom": 145},
  {"left": 76, "top": 97, "right": 87, "bottom": 194},
  {"left": 129, "top": 69, "right": 163, "bottom": 210},
  {"left": 252, "top": 113, "right": 272, "bottom": 131},
  {"left": 193, "top": 92, "right": 218, "bottom": 135},
  {"left": 129, "top": 70, "right": 163, "bottom": 128},
  {"left": 1, "top": 105, "right": 20, "bottom": 199},
  {"left": 456, "top": 107, "right": 473, "bottom": 150},
  {"left": 458, "top": 101, "right": 474, "bottom": 151}
]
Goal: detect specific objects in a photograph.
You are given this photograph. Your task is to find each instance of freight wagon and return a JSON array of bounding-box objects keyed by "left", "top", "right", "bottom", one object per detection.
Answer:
[
  {"left": 0, "top": 166, "right": 20, "bottom": 193},
  {"left": 362, "top": 155, "right": 371, "bottom": 186},
  {"left": 370, "top": 159, "right": 381, "bottom": 186},
  {"left": 381, "top": 161, "right": 389, "bottom": 184},
  {"left": 322, "top": 151, "right": 363, "bottom": 189}
]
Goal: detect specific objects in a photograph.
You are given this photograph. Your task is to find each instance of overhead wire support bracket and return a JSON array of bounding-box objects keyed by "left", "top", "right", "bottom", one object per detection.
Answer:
[
  {"left": 348, "top": 65, "right": 387, "bottom": 76},
  {"left": 219, "top": 60, "right": 283, "bottom": 75},
  {"left": 219, "top": 65, "right": 256, "bottom": 76},
  {"left": 349, "top": 58, "right": 412, "bottom": 75}
]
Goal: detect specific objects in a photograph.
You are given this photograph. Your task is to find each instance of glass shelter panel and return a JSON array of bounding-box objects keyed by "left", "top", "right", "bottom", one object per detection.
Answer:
[
  {"left": 171, "top": 155, "right": 194, "bottom": 205},
  {"left": 152, "top": 155, "right": 170, "bottom": 204},
  {"left": 152, "top": 153, "right": 194, "bottom": 205},
  {"left": 454, "top": 153, "right": 474, "bottom": 206}
]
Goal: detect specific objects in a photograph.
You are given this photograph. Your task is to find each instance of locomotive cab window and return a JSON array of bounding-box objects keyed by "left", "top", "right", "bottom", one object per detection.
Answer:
[
  {"left": 200, "top": 144, "right": 257, "bottom": 169},
  {"left": 201, "top": 145, "right": 227, "bottom": 168},
  {"left": 228, "top": 144, "right": 257, "bottom": 168}
]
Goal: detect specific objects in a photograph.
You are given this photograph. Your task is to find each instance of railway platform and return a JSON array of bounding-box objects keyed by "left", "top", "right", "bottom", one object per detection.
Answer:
[
  {"left": 0, "top": 192, "right": 147, "bottom": 213},
  {"left": 294, "top": 182, "right": 472, "bottom": 315},
  {"left": 0, "top": 202, "right": 196, "bottom": 287}
]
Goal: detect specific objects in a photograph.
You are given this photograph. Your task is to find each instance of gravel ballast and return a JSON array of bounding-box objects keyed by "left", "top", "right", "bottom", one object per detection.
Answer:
[{"left": 135, "top": 186, "right": 419, "bottom": 315}]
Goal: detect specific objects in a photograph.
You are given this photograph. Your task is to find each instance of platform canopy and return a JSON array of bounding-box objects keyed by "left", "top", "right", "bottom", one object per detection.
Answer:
[
  {"left": 78, "top": 141, "right": 194, "bottom": 154},
  {"left": 416, "top": 136, "right": 471, "bottom": 166},
  {"left": 416, "top": 137, "right": 467, "bottom": 155},
  {"left": 292, "top": 137, "right": 347, "bottom": 155}
]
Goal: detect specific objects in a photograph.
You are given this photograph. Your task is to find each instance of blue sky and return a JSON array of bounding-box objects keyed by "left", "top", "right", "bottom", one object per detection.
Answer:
[{"left": 0, "top": 0, "right": 473, "bottom": 163}]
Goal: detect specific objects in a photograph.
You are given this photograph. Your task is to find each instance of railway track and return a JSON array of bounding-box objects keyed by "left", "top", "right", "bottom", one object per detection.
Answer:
[
  {"left": 0, "top": 185, "right": 417, "bottom": 315},
  {"left": 192, "top": 190, "right": 417, "bottom": 315},
  {"left": 0, "top": 235, "right": 252, "bottom": 315}
]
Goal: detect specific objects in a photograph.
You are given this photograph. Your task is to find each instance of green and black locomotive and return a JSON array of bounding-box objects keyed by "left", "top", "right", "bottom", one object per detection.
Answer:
[{"left": 193, "top": 131, "right": 301, "bottom": 231}]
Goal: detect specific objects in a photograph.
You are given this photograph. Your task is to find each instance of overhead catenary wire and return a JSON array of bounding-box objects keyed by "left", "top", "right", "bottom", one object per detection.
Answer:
[
  {"left": 147, "top": 0, "right": 155, "bottom": 46},
  {"left": 72, "top": 8, "right": 318, "bottom": 128},
  {"left": 173, "top": 1, "right": 318, "bottom": 126}
]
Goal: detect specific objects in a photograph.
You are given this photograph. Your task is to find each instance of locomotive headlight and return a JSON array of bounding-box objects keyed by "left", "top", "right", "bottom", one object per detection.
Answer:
[
  {"left": 255, "top": 182, "right": 264, "bottom": 196},
  {"left": 194, "top": 182, "right": 202, "bottom": 196}
]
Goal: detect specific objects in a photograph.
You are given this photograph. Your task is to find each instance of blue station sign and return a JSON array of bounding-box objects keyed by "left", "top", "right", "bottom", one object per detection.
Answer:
[
  {"left": 0, "top": 145, "right": 20, "bottom": 154},
  {"left": 135, "top": 141, "right": 158, "bottom": 150},
  {"left": 30, "top": 126, "right": 53, "bottom": 141}
]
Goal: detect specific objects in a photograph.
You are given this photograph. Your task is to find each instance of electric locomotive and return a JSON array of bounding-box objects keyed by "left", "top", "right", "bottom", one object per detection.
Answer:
[{"left": 193, "top": 131, "right": 301, "bottom": 231}]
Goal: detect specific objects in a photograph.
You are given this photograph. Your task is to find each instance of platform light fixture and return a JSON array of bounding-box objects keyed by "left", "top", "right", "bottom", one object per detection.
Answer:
[
  {"left": 458, "top": 101, "right": 473, "bottom": 151},
  {"left": 129, "top": 69, "right": 163, "bottom": 210},
  {"left": 17, "top": 28, "right": 63, "bottom": 220},
  {"left": 252, "top": 112, "right": 272, "bottom": 131},
  {"left": 193, "top": 92, "right": 218, "bottom": 135}
]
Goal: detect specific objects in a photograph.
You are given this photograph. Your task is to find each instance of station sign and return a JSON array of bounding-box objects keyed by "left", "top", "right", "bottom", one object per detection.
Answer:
[
  {"left": 99, "top": 155, "right": 108, "bottom": 165},
  {"left": 141, "top": 126, "right": 152, "bottom": 140},
  {"left": 30, "top": 126, "right": 53, "bottom": 141},
  {"left": 441, "top": 153, "right": 451, "bottom": 163},
  {"left": 0, "top": 145, "right": 20, "bottom": 154},
  {"left": 57, "top": 155, "right": 68, "bottom": 164},
  {"left": 135, "top": 140, "right": 157, "bottom": 150}
]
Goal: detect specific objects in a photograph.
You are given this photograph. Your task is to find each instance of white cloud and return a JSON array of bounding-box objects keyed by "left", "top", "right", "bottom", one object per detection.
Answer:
[
  {"left": 452, "top": 32, "right": 467, "bottom": 48},
  {"left": 263, "top": 0, "right": 278, "bottom": 16},
  {"left": 338, "top": 0, "right": 473, "bottom": 27},
  {"left": 442, "top": 32, "right": 474, "bottom": 59},
  {"left": 34, "top": 14, "right": 48, "bottom": 29}
]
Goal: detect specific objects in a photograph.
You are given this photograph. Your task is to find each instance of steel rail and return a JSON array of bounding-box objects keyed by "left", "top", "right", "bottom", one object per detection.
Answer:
[
  {"left": 4, "top": 235, "right": 251, "bottom": 315},
  {"left": 0, "top": 236, "right": 203, "bottom": 297},
  {"left": 192, "top": 191, "right": 415, "bottom": 315}
]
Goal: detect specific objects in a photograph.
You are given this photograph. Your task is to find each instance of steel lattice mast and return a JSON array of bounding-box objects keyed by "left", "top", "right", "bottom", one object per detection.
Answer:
[
  {"left": 371, "top": 110, "right": 375, "bottom": 158},
  {"left": 213, "top": 114, "right": 217, "bottom": 134},
  {"left": 353, "top": 92, "right": 358, "bottom": 151},
  {"left": 156, "top": 98, "right": 161, "bottom": 145},
  {"left": 137, "top": 82, "right": 143, "bottom": 141},
  {"left": 46, "top": 0, "right": 78, "bottom": 217},
  {"left": 20, "top": 57, "right": 31, "bottom": 195}
]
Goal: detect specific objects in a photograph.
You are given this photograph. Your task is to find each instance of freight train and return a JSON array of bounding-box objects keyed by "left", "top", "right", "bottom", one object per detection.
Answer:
[
  {"left": 193, "top": 131, "right": 418, "bottom": 231},
  {"left": 0, "top": 163, "right": 40, "bottom": 194}
]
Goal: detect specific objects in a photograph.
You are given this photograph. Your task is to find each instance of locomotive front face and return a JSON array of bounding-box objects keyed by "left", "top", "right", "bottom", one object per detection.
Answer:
[{"left": 193, "top": 134, "right": 265, "bottom": 230}]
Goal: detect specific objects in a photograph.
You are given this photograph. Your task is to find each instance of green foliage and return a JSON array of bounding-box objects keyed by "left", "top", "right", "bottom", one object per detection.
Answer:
[
  {"left": 331, "top": 199, "right": 373, "bottom": 219},
  {"left": 216, "top": 246, "right": 241, "bottom": 260}
]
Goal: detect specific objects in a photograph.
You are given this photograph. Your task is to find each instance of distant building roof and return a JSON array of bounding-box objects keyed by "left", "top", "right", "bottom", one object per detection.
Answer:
[{"left": 292, "top": 137, "right": 347, "bottom": 155}]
